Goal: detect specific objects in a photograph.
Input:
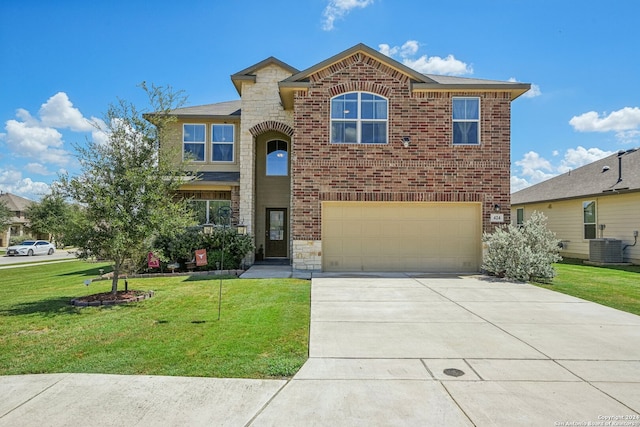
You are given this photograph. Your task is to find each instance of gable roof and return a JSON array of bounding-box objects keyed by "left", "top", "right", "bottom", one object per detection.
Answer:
[
  {"left": 278, "top": 43, "right": 530, "bottom": 109},
  {"left": 512, "top": 148, "right": 640, "bottom": 205},
  {"left": 231, "top": 56, "right": 299, "bottom": 95},
  {"left": 162, "top": 43, "right": 531, "bottom": 119},
  {"left": 0, "top": 192, "right": 34, "bottom": 212}
]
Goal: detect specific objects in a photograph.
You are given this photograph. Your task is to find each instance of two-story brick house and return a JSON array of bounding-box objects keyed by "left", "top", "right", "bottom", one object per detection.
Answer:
[{"left": 165, "top": 43, "right": 530, "bottom": 272}]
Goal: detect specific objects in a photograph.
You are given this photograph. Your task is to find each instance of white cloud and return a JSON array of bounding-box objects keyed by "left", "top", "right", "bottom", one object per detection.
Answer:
[
  {"left": 569, "top": 107, "right": 640, "bottom": 144},
  {"left": 510, "top": 175, "right": 531, "bottom": 193},
  {"left": 515, "top": 151, "right": 555, "bottom": 183},
  {"left": 322, "top": 0, "right": 374, "bottom": 31},
  {"left": 378, "top": 40, "right": 472, "bottom": 76},
  {"left": 39, "top": 92, "right": 97, "bottom": 132},
  {"left": 512, "top": 146, "right": 614, "bottom": 192},
  {"left": 0, "top": 168, "right": 51, "bottom": 201},
  {"left": 557, "top": 146, "right": 614, "bottom": 173},
  {"left": 1, "top": 92, "right": 104, "bottom": 168},
  {"left": 3, "top": 119, "right": 70, "bottom": 165},
  {"left": 24, "top": 162, "right": 55, "bottom": 176}
]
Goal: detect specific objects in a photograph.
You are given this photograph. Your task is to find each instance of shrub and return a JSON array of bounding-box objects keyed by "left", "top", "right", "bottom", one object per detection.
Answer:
[
  {"left": 152, "top": 227, "right": 254, "bottom": 271},
  {"left": 482, "top": 211, "right": 562, "bottom": 282}
]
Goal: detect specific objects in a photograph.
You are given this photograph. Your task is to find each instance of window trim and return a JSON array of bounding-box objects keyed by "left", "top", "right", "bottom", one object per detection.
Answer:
[
  {"left": 182, "top": 123, "right": 206, "bottom": 162},
  {"left": 452, "top": 96, "right": 481, "bottom": 145},
  {"left": 211, "top": 123, "right": 235, "bottom": 163},
  {"left": 583, "top": 200, "right": 597, "bottom": 240},
  {"left": 330, "top": 91, "right": 388, "bottom": 144}
]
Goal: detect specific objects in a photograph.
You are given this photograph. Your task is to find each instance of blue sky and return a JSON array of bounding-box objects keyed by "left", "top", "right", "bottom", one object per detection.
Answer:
[{"left": 1, "top": 0, "right": 639, "bottom": 201}]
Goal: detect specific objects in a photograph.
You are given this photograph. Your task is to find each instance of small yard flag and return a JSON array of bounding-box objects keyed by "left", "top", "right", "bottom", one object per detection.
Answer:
[
  {"left": 147, "top": 252, "right": 160, "bottom": 268},
  {"left": 195, "top": 249, "right": 208, "bottom": 266}
]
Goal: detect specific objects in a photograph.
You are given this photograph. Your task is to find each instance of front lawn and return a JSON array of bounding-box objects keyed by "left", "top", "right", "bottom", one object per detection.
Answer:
[
  {"left": 534, "top": 259, "right": 640, "bottom": 316},
  {"left": 0, "top": 261, "right": 310, "bottom": 378}
]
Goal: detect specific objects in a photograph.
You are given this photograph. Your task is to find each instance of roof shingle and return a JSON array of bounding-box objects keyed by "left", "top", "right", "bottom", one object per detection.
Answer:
[{"left": 512, "top": 148, "right": 640, "bottom": 204}]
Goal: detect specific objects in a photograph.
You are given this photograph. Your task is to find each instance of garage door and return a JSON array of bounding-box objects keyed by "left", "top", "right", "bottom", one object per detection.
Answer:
[{"left": 322, "top": 202, "right": 481, "bottom": 272}]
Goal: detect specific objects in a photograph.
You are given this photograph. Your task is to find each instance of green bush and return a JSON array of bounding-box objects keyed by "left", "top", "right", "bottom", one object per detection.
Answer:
[
  {"left": 482, "top": 211, "right": 562, "bottom": 282},
  {"left": 152, "top": 227, "right": 254, "bottom": 271}
]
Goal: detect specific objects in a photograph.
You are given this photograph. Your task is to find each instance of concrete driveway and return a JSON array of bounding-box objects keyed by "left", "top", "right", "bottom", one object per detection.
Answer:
[{"left": 1, "top": 274, "right": 639, "bottom": 426}]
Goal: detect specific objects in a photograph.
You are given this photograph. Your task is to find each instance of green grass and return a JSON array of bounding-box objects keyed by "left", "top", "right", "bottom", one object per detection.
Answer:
[
  {"left": 534, "top": 259, "right": 640, "bottom": 316},
  {"left": 0, "top": 261, "right": 310, "bottom": 378}
]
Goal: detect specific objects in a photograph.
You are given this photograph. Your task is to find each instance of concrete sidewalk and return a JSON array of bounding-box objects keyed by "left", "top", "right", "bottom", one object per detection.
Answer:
[{"left": 1, "top": 275, "right": 639, "bottom": 426}]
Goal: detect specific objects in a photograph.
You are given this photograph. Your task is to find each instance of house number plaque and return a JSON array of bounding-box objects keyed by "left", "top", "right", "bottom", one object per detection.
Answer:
[{"left": 490, "top": 213, "right": 504, "bottom": 223}]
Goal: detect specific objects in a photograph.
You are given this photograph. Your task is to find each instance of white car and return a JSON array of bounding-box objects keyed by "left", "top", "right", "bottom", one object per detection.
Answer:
[{"left": 6, "top": 240, "right": 56, "bottom": 256}]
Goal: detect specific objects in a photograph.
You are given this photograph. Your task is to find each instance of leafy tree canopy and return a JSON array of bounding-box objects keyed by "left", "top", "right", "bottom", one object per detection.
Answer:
[
  {"left": 0, "top": 199, "right": 11, "bottom": 232},
  {"left": 57, "top": 83, "right": 195, "bottom": 293}
]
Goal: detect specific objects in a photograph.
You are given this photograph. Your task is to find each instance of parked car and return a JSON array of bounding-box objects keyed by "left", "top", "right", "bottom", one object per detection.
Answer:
[{"left": 6, "top": 240, "right": 55, "bottom": 256}]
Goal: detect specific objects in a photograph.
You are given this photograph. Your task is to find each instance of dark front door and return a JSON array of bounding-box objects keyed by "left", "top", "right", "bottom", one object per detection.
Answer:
[{"left": 265, "top": 208, "right": 287, "bottom": 258}]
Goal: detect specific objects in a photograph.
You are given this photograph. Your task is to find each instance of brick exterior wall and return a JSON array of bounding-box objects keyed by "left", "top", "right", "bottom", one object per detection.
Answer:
[{"left": 291, "top": 52, "right": 512, "bottom": 249}]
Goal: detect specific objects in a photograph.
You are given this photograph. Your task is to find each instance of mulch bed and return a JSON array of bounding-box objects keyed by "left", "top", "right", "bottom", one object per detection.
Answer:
[{"left": 71, "top": 290, "right": 154, "bottom": 307}]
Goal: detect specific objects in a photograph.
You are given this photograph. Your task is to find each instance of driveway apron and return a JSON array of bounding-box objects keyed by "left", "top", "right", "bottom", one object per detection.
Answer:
[{"left": 250, "top": 275, "right": 640, "bottom": 426}]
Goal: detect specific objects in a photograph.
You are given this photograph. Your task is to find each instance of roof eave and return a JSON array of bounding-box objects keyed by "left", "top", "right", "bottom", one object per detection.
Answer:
[
  {"left": 281, "top": 43, "right": 437, "bottom": 85},
  {"left": 230, "top": 56, "right": 299, "bottom": 96},
  {"left": 512, "top": 187, "right": 640, "bottom": 205},
  {"left": 278, "top": 81, "right": 311, "bottom": 110},
  {"left": 230, "top": 75, "right": 256, "bottom": 96},
  {"left": 412, "top": 82, "right": 531, "bottom": 99}
]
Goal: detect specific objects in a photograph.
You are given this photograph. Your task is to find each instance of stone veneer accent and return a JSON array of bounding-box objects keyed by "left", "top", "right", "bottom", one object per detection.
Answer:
[
  {"left": 292, "top": 240, "right": 322, "bottom": 270},
  {"left": 238, "top": 64, "right": 294, "bottom": 242}
]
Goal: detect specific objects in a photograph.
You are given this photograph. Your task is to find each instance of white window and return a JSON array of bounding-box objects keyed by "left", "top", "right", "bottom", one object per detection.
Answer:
[
  {"left": 452, "top": 97, "right": 480, "bottom": 145},
  {"left": 331, "top": 92, "right": 388, "bottom": 144},
  {"left": 212, "top": 124, "right": 234, "bottom": 162},
  {"left": 183, "top": 124, "right": 205, "bottom": 161}
]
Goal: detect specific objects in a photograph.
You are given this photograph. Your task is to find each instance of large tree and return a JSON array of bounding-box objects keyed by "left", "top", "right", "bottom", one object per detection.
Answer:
[
  {"left": 58, "top": 83, "right": 194, "bottom": 294},
  {"left": 25, "top": 194, "right": 70, "bottom": 246},
  {"left": 0, "top": 199, "right": 11, "bottom": 235}
]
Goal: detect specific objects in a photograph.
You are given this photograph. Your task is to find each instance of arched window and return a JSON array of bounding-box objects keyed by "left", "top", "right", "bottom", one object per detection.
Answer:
[
  {"left": 330, "top": 92, "right": 388, "bottom": 144},
  {"left": 266, "top": 140, "right": 288, "bottom": 176}
]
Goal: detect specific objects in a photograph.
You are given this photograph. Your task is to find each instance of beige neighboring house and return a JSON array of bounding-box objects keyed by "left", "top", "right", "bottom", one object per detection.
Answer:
[
  {"left": 0, "top": 191, "right": 35, "bottom": 248},
  {"left": 511, "top": 148, "right": 640, "bottom": 264}
]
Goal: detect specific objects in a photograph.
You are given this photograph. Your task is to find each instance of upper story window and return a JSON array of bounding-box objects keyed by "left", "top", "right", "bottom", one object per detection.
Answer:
[
  {"left": 331, "top": 92, "right": 388, "bottom": 144},
  {"left": 212, "top": 124, "right": 234, "bottom": 162},
  {"left": 183, "top": 124, "right": 205, "bottom": 162},
  {"left": 266, "top": 140, "right": 288, "bottom": 176},
  {"left": 583, "top": 200, "right": 596, "bottom": 239},
  {"left": 452, "top": 97, "right": 480, "bottom": 145}
]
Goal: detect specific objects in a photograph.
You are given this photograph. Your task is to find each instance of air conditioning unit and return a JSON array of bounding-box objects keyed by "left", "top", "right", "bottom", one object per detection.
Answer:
[{"left": 589, "top": 239, "right": 623, "bottom": 263}]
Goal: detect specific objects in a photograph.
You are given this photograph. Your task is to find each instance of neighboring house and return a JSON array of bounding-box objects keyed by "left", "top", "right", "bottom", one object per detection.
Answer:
[
  {"left": 0, "top": 191, "right": 34, "bottom": 248},
  {"left": 511, "top": 148, "right": 640, "bottom": 264},
  {"left": 163, "top": 43, "right": 530, "bottom": 272}
]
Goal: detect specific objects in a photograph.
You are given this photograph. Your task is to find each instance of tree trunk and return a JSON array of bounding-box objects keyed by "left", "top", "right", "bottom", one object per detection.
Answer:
[{"left": 111, "top": 260, "right": 121, "bottom": 294}]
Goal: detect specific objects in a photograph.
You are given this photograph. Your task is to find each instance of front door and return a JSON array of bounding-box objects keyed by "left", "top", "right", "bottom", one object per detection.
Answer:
[{"left": 265, "top": 208, "right": 287, "bottom": 257}]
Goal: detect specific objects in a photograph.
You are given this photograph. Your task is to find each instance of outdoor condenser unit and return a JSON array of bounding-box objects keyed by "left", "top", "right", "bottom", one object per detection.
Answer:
[{"left": 589, "top": 239, "right": 623, "bottom": 263}]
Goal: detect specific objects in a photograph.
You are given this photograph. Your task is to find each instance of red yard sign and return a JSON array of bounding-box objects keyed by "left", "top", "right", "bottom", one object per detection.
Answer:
[
  {"left": 195, "top": 249, "right": 207, "bottom": 266},
  {"left": 147, "top": 252, "right": 160, "bottom": 268}
]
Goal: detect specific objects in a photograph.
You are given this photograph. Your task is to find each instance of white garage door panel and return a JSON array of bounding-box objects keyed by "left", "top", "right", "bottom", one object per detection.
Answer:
[{"left": 322, "top": 202, "right": 481, "bottom": 272}]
